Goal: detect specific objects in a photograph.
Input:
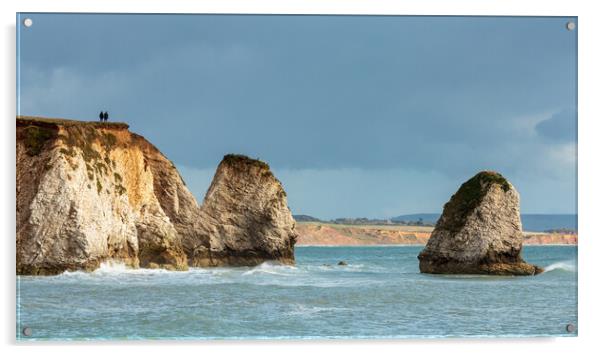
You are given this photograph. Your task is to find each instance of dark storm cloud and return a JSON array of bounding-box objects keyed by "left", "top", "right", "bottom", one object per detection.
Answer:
[{"left": 17, "top": 14, "right": 577, "bottom": 215}]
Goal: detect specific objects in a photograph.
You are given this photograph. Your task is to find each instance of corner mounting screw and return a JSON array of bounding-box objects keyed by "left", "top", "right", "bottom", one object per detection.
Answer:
[
  {"left": 566, "top": 323, "right": 575, "bottom": 333},
  {"left": 22, "top": 326, "right": 32, "bottom": 337},
  {"left": 566, "top": 21, "right": 576, "bottom": 31}
]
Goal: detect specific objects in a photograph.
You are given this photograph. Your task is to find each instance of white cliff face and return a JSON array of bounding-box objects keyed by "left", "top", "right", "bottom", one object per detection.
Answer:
[
  {"left": 418, "top": 171, "right": 543, "bottom": 276},
  {"left": 16, "top": 118, "right": 298, "bottom": 275},
  {"left": 24, "top": 149, "right": 139, "bottom": 271},
  {"left": 17, "top": 119, "right": 189, "bottom": 274}
]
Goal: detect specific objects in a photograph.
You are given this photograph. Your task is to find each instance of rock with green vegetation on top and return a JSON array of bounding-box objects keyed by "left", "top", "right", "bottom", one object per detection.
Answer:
[{"left": 418, "top": 171, "right": 543, "bottom": 276}]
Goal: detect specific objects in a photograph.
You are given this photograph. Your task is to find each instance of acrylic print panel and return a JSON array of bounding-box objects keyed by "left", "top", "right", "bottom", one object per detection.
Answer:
[{"left": 16, "top": 13, "right": 577, "bottom": 340}]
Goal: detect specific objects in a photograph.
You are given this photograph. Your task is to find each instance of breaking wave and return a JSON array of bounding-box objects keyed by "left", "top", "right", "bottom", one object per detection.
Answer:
[
  {"left": 544, "top": 261, "right": 576, "bottom": 273},
  {"left": 242, "top": 262, "right": 298, "bottom": 276}
]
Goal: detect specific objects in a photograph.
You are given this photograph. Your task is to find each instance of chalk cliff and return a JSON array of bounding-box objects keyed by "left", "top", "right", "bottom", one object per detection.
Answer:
[
  {"left": 16, "top": 117, "right": 296, "bottom": 275},
  {"left": 417, "top": 171, "right": 543, "bottom": 276}
]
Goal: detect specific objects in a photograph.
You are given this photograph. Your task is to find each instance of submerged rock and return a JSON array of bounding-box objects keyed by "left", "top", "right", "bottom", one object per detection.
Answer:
[
  {"left": 418, "top": 171, "right": 543, "bottom": 276},
  {"left": 337, "top": 261, "right": 348, "bottom": 266},
  {"left": 186, "top": 154, "right": 297, "bottom": 266}
]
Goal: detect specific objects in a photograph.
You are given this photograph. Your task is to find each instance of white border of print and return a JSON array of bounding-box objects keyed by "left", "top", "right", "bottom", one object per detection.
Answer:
[{"left": 2, "top": 1, "right": 600, "bottom": 354}]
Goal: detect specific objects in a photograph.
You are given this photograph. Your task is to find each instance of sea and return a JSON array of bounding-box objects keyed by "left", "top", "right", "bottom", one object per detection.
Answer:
[{"left": 16, "top": 245, "right": 577, "bottom": 340}]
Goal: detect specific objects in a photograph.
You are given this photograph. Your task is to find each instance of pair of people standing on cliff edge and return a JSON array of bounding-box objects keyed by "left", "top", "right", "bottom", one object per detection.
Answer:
[{"left": 99, "top": 111, "right": 109, "bottom": 122}]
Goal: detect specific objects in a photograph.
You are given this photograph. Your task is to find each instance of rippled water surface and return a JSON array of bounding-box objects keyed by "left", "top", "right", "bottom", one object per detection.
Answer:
[{"left": 17, "top": 246, "right": 577, "bottom": 340}]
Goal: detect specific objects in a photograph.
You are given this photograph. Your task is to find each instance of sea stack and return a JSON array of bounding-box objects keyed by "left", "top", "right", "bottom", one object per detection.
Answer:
[
  {"left": 185, "top": 154, "right": 298, "bottom": 266},
  {"left": 418, "top": 171, "right": 543, "bottom": 276}
]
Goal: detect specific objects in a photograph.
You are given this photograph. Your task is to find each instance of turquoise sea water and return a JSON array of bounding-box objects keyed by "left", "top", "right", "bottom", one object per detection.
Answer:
[{"left": 17, "top": 246, "right": 577, "bottom": 340}]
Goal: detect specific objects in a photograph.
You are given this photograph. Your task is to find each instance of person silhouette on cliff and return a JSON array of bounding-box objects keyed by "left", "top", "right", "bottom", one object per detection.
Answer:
[
  {"left": 103, "top": 112, "right": 109, "bottom": 122},
  {"left": 99, "top": 111, "right": 104, "bottom": 122}
]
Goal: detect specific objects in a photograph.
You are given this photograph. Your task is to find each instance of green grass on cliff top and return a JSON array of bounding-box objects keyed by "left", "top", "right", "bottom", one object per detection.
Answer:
[
  {"left": 222, "top": 154, "right": 270, "bottom": 170},
  {"left": 17, "top": 116, "right": 129, "bottom": 129}
]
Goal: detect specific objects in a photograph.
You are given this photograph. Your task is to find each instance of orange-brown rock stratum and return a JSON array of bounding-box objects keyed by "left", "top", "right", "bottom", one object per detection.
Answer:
[
  {"left": 295, "top": 223, "right": 433, "bottom": 245},
  {"left": 16, "top": 117, "right": 297, "bottom": 275}
]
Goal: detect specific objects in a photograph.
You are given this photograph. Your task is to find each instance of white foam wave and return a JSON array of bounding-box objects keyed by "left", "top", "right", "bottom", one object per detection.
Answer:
[
  {"left": 94, "top": 260, "right": 132, "bottom": 274},
  {"left": 58, "top": 261, "right": 182, "bottom": 278},
  {"left": 287, "top": 304, "right": 350, "bottom": 317},
  {"left": 242, "top": 262, "right": 298, "bottom": 276},
  {"left": 544, "top": 261, "right": 576, "bottom": 273}
]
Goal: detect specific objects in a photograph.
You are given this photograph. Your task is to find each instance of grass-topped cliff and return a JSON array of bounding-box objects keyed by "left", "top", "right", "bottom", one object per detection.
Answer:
[
  {"left": 17, "top": 116, "right": 128, "bottom": 157},
  {"left": 17, "top": 116, "right": 129, "bottom": 129},
  {"left": 17, "top": 116, "right": 131, "bottom": 197},
  {"left": 16, "top": 116, "right": 193, "bottom": 273}
]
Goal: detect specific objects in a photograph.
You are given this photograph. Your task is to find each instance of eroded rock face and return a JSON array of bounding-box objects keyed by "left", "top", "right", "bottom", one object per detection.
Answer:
[
  {"left": 184, "top": 154, "right": 297, "bottom": 266},
  {"left": 16, "top": 118, "right": 194, "bottom": 274},
  {"left": 17, "top": 117, "right": 297, "bottom": 275},
  {"left": 417, "top": 171, "right": 543, "bottom": 276}
]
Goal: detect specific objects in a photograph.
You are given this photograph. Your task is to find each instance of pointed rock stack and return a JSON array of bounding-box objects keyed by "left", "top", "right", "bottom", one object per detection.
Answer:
[
  {"left": 418, "top": 171, "right": 543, "bottom": 276},
  {"left": 185, "top": 154, "right": 298, "bottom": 266}
]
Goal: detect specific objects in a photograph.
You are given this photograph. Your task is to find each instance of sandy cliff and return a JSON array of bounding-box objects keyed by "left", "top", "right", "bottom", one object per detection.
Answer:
[
  {"left": 296, "top": 223, "right": 432, "bottom": 245},
  {"left": 295, "top": 223, "right": 576, "bottom": 246}
]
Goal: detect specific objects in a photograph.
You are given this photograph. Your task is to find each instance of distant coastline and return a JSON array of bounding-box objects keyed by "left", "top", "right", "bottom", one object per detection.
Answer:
[
  {"left": 294, "top": 213, "right": 578, "bottom": 233},
  {"left": 295, "top": 222, "right": 577, "bottom": 246}
]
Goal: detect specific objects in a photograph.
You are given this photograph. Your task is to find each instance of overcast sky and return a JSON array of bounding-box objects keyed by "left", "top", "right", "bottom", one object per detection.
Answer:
[{"left": 17, "top": 14, "right": 577, "bottom": 219}]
